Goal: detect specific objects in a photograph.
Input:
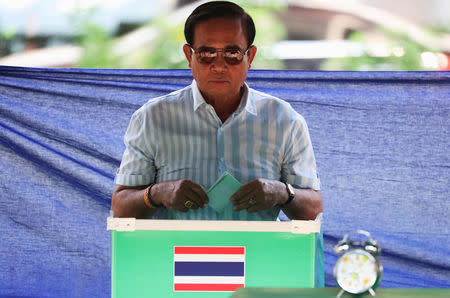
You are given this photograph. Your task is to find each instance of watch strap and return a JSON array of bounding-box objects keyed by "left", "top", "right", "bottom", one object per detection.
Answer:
[{"left": 281, "top": 182, "right": 295, "bottom": 206}]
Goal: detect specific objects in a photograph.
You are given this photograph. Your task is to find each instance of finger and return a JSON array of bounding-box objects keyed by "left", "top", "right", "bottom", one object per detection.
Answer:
[
  {"left": 186, "top": 187, "right": 209, "bottom": 208},
  {"left": 177, "top": 180, "right": 207, "bottom": 208},
  {"left": 234, "top": 201, "right": 249, "bottom": 211},
  {"left": 182, "top": 199, "right": 199, "bottom": 210},
  {"left": 230, "top": 184, "right": 254, "bottom": 205},
  {"left": 172, "top": 198, "right": 192, "bottom": 211},
  {"left": 177, "top": 192, "right": 202, "bottom": 210},
  {"left": 182, "top": 180, "right": 209, "bottom": 206},
  {"left": 190, "top": 183, "right": 209, "bottom": 205},
  {"left": 170, "top": 193, "right": 199, "bottom": 211},
  {"left": 233, "top": 197, "right": 255, "bottom": 211}
]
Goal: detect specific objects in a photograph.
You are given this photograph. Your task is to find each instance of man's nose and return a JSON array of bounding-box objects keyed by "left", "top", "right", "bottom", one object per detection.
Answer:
[{"left": 211, "top": 51, "right": 227, "bottom": 71}]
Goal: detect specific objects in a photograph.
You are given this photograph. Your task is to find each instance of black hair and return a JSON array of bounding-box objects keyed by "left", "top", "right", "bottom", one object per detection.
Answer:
[{"left": 184, "top": 1, "right": 256, "bottom": 47}]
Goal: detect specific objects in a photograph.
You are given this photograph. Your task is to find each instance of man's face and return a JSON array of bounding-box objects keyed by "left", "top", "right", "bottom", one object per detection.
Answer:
[{"left": 183, "top": 17, "right": 257, "bottom": 103}]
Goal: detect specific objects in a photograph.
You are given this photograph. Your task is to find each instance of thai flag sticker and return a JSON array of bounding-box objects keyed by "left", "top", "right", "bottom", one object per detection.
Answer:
[{"left": 173, "top": 246, "right": 245, "bottom": 292}]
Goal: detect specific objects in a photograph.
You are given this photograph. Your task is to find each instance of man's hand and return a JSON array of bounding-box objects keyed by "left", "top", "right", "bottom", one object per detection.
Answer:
[
  {"left": 153, "top": 179, "right": 209, "bottom": 212},
  {"left": 230, "top": 178, "right": 286, "bottom": 213},
  {"left": 111, "top": 179, "right": 209, "bottom": 218},
  {"left": 230, "top": 178, "right": 323, "bottom": 220}
]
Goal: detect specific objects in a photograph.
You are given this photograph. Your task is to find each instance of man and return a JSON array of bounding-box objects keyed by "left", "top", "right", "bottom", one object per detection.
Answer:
[{"left": 111, "top": 1, "right": 322, "bottom": 221}]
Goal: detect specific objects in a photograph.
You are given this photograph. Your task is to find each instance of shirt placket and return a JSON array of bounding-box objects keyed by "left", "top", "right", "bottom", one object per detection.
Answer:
[
  {"left": 204, "top": 105, "right": 227, "bottom": 178},
  {"left": 217, "top": 112, "right": 240, "bottom": 177},
  {"left": 217, "top": 124, "right": 226, "bottom": 176}
]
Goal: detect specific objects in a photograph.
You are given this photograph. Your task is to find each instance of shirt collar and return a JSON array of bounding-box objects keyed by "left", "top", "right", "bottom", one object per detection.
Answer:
[
  {"left": 192, "top": 80, "right": 206, "bottom": 111},
  {"left": 191, "top": 80, "right": 257, "bottom": 116}
]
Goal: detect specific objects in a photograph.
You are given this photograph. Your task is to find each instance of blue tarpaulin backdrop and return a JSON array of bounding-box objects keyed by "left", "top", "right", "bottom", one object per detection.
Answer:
[{"left": 0, "top": 66, "right": 449, "bottom": 297}]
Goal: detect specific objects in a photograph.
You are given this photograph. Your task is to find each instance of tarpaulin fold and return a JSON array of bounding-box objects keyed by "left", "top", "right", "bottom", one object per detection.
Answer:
[{"left": 0, "top": 66, "right": 449, "bottom": 297}]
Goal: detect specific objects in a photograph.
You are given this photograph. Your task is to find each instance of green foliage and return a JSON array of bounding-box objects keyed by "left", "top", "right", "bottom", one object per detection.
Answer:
[
  {"left": 1, "top": 26, "right": 16, "bottom": 40},
  {"left": 244, "top": 3, "right": 287, "bottom": 69},
  {"left": 140, "top": 19, "right": 188, "bottom": 69},
  {"left": 320, "top": 28, "right": 429, "bottom": 71},
  {"left": 76, "top": 22, "right": 118, "bottom": 68},
  {"left": 70, "top": 5, "right": 119, "bottom": 68},
  {"left": 74, "top": 1, "right": 287, "bottom": 69},
  {"left": 128, "top": 1, "right": 287, "bottom": 69}
]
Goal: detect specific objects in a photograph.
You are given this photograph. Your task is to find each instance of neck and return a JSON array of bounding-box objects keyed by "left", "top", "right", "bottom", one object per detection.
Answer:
[{"left": 203, "top": 87, "right": 244, "bottom": 123}]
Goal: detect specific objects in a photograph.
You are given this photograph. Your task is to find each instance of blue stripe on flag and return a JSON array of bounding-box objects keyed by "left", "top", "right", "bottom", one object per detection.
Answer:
[{"left": 174, "top": 262, "right": 244, "bottom": 276}]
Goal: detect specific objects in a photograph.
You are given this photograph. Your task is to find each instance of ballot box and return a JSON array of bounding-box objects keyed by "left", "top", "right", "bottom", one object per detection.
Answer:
[{"left": 107, "top": 218, "right": 321, "bottom": 298}]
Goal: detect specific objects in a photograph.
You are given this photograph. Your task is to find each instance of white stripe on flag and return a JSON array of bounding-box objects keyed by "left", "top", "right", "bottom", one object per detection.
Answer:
[
  {"left": 174, "top": 276, "right": 245, "bottom": 284},
  {"left": 174, "top": 254, "right": 245, "bottom": 262}
]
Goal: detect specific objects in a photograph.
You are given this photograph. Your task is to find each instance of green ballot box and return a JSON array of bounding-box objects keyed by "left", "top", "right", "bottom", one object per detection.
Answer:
[{"left": 107, "top": 218, "right": 322, "bottom": 298}]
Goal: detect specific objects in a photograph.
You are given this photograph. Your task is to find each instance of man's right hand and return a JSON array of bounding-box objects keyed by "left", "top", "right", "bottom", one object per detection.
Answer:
[
  {"left": 111, "top": 179, "right": 209, "bottom": 218},
  {"left": 152, "top": 179, "right": 209, "bottom": 212}
]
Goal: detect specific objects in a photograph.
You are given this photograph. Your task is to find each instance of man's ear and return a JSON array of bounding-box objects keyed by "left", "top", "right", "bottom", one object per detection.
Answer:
[
  {"left": 183, "top": 44, "right": 193, "bottom": 68},
  {"left": 247, "top": 45, "right": 257, "bottom": 69}
]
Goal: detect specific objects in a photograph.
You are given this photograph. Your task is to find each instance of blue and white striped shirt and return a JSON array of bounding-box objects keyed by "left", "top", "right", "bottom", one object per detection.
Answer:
[{"left": 115, "top": 80, "right": 320, "bottom": 220}]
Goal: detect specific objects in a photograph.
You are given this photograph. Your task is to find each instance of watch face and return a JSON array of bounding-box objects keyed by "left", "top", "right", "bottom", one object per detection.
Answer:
[{"left": 334, "top": 249, "right": 378, "bottom": 294}]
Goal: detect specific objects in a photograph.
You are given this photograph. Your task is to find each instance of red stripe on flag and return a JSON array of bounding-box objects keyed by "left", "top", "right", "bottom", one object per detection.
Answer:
[
  {"left": 174, "top": 246, "right": 244, "bottom": 254},
  {"left": 174, "top": 283, "right": 244, "bottom": 291}
]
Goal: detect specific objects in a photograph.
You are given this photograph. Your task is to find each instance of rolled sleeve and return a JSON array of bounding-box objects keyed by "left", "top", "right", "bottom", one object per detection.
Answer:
[
  {"left": 286, "top": 173, "right": 321, "bottom": 191},
  {"left": 114, "top": 110, "right": 155, "bottom": 186},
  {"left": 282, "top": 114, "right": 321, "bottom": 190}
]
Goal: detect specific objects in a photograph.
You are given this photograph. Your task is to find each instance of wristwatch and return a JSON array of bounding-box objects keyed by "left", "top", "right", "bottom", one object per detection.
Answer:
[
  {"left": 334, "top": 230, "right": 382, "bottom": 297},
  {"left": 281, "top": 182, "right": 295, "bottom": 206}
]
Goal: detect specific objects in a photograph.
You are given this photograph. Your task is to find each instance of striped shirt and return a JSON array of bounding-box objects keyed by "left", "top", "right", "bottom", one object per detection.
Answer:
[{"left": 115, "top": 80, "right": 320, "bottom": 220}]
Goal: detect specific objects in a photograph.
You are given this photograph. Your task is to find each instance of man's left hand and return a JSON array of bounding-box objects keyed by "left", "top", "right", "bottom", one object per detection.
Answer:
[{"left": 230, "top": 178, "right": 287, "bottom": 213}]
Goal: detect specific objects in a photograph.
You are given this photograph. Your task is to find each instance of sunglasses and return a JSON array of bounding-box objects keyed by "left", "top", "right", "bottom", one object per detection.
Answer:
[{"left": 188, "top": 45, "right": 250, "bottom": 65}]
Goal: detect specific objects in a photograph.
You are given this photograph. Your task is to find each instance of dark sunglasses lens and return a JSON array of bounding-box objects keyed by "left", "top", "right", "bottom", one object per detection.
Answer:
[
  {"left": 197, "top": 50, "right": 216, "bottom": 64},
  {"left": 224, "top": 50, "right": 243, "bottom": 65},
  {"left": 195, "top": 48, "right": 245, "bottom": 65},
  {"left": 224, "top": 57, "right": 241, "bottom": 65},
  {"left": 198, "top": 56, "right": 215, "bottom": 64}
]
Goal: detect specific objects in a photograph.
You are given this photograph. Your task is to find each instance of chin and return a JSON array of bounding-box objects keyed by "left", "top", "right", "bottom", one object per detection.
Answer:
[{"left": 207, "top": 92, "right": 228, "bottom": 99}]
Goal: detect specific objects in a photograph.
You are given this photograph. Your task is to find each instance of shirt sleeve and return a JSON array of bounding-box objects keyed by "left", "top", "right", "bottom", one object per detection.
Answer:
[
  {"left": 114, "top": 110, "right": 155, "bottom": 186},
  {"left": 281, "top": 113, "right": 321, "bottom": 190}
]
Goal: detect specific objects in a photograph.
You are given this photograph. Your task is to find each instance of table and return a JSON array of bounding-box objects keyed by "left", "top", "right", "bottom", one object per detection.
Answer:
[{"left": 231, "top": 288, "right": 450, "bottom": 297}]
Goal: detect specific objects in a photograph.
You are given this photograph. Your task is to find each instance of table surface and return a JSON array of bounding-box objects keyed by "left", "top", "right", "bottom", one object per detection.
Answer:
[{"left": 231, "top": 288, "right": 450, "bottom": 298}]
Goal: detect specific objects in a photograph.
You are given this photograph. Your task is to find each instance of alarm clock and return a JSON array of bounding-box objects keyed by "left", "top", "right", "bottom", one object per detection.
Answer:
[{"left": 334, "top": 230, "right": 382, "bottom": 297}]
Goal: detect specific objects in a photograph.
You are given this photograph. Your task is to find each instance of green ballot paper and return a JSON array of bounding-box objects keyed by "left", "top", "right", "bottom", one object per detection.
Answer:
[{"left": 206, "top": 172, "right": 242, "bottom": 212}]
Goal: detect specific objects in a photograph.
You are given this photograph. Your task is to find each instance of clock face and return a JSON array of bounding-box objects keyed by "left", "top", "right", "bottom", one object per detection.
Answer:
[{"left": 335, "top": 249, "right": 378, "bottom": 294}]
